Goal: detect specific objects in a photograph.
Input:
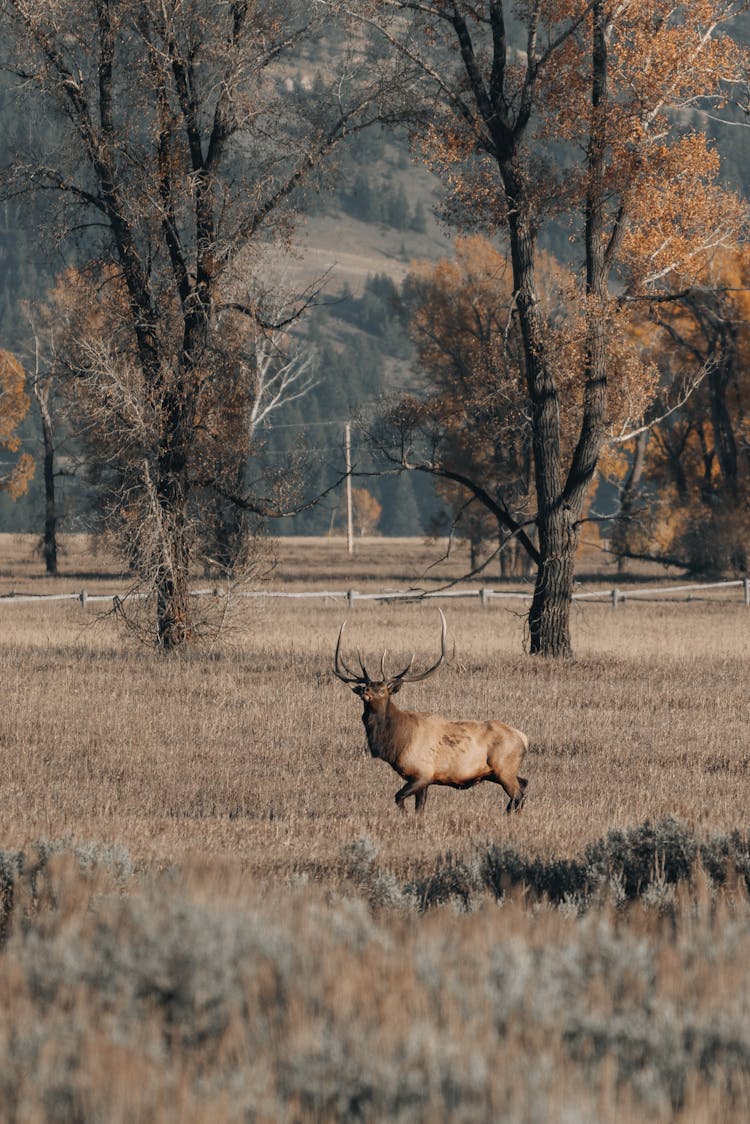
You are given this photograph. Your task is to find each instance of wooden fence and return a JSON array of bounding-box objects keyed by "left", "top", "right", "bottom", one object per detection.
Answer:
[{"left": 1, "top": 578, "right": 749, "bottom": 608}]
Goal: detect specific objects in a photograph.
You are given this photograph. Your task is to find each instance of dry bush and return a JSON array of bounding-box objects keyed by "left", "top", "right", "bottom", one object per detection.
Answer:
[
  {"left": 1, "top": 842, "right": 750, "bottom": 1122},
  {"left": 0, "top": 535, "right": 749, "bottom": 1119}
]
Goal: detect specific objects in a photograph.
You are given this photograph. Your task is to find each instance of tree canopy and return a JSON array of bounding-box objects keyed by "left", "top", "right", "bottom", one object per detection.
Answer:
[{"left": 356, "top": 0, "right": 747, "bottom": 654}]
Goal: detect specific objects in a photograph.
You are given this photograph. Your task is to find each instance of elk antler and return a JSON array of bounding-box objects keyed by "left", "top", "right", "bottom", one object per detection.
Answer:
[
  {"left": 335, "top": 610, "right": 448, "bottom": 686},
  {"left": 356, "top": 648, "right": 372, "bottom": 680},
  {"left": 333, "top": 621, "right": 368, "bottom": 684},
  {"left": 388, "top": 609, "right": 447, "bottom": 686}
]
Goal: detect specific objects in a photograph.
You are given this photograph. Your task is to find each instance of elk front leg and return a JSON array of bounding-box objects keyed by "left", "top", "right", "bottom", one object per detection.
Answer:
[{"left": 395, "top": 778, "right": 430, "bottom": 814}]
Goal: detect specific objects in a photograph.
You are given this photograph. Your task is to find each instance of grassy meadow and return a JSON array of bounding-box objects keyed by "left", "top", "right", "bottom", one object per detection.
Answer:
[{"left": 1, "top": 534, "right": 749, "bottom": 1121}]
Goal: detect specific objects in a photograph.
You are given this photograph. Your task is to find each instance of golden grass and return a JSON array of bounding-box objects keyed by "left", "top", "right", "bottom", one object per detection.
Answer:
[
  {"left": 0, "top": 534, "right": 748, "bottom": 877},
  {"left": 1, "top": 534, "right": 749, "bottom": 1120}
]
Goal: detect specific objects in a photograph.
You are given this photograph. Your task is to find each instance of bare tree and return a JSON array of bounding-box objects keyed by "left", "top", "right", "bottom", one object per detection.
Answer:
[
  {"left": 200, "top": 301, "right": 320, "bottom": 577},
  {"left": 0, "top": 0, "right": 391, "bottom": 647},
  {"left": 20, "top": 299, "right": 92, "bottom": 576}
]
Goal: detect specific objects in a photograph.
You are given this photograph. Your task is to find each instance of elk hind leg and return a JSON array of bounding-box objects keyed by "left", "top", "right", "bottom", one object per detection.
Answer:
[
  {"left": 395, "top": 778, "right": 430, "bottom": 814},
  {"left": 414, "top": 787, "right": 429, "bottom": 813},
  {"left": 491, "top": 771, "right": 527, "bottom": 814},
  {"left": 505, "top": 775, "right": 528, "bottom": 814}
]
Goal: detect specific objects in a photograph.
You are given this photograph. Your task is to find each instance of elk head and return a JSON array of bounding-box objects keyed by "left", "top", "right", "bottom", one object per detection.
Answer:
[{"left": 333, "top": 608, "right": 448, "bottom": 713}]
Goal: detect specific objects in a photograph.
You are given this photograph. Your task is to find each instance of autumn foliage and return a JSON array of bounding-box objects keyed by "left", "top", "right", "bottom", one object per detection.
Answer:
[
  {"left": 0, "top": 348, "right": 34, "bottom": 499},
  {"left": 422, "top": 1, "right": 746, "bottom": 282},
  {"left": 351, "top": 487, "right": 382, "bottom": 536},
  {"left": 402, "top": 236, "right": 662, "bottom": 557},
  {"left": 613, "top": 246, "right": 750, "bottom": 574}
]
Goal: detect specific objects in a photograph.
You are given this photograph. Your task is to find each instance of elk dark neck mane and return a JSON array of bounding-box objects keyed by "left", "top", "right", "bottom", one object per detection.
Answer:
[{"left": 362, "top": 698, "right": 415, "bottom": 764}]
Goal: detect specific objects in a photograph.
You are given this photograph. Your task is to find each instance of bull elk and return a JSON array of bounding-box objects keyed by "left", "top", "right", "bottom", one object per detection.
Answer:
[{"left": 334, "top": 610, "right": 528, "bottom": 814}]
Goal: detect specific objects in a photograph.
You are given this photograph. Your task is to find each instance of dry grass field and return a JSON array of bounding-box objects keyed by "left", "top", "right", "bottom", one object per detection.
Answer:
[{"left": 1, "top": 534, "right": 749, "bottom": 1121}]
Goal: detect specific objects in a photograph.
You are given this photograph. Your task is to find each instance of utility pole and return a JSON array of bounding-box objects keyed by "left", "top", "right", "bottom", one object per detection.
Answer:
[{"left": 345, "top": 422, "right": 354, "bottom": 555}]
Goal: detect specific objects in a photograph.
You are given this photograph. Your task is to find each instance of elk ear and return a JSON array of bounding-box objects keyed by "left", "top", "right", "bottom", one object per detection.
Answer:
[
  {"left": 389, "top": 680, "right": 403, "bottom": 694},
  {"left": 352, "top": 683, "right": 368, "bottom": 698}
]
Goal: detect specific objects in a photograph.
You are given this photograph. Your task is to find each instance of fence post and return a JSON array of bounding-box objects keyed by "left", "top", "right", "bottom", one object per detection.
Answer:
[
  {"left": 611, "top": 587, "right": 620, "bottom": 609},
  {"left": 79, "top": 588, "right": 88, "bottom": 609},
  {"left": 480, "top": 587, "right": 490, "bottom": 607},
  {"left": 347, "top": 588, "right": 355, "bottom": 609},
  {"left": 744, "top": 577, "right": 750, "bottom": 608}
]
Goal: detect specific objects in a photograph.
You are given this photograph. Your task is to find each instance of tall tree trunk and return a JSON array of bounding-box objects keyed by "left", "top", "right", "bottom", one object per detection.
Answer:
[
  {"left": 613, "top": 429, "right": 648, "bottom": 574},
  {"left": 154, "top": 476, "right": 191, "bottom": 650},
  {"left": 497, "top": 520, "right": 509, "bottom": 578},
  {"left": 154, "top": 386, "right": 193, "bottom": 650},
  {"left": 501, "top": 160, "right": 572, "bottom": 655},
  {"left": 707, "top": 323, "right": 739, "bottom": 502},
  {"left": 501, "top": 0, "right": 610, "bottom": 657},
  {"left": 528, "top": 506, "right": 577, "bottom": 657},
  {"left": 156, "top": 559, "right": 190, "bottom": 648},
  {"left": 42, "top": 426, "right": 57, "bottom": 576},
  {"left": 32, "top": 380, "right": 58, "bottom": 576}
]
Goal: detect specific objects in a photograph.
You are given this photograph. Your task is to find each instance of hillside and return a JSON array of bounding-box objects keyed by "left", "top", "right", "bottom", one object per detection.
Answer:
[{"left": 289, "top": 168, "right": 449, "bottom": 297}]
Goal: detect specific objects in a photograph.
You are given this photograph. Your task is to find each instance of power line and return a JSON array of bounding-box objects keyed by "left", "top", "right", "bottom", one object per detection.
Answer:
[
  {"left": 264, "top": 418, "right": 349, "bottom": 430},
  {"left": 252, "top": 444, "right": 345, "bottom": 457}
]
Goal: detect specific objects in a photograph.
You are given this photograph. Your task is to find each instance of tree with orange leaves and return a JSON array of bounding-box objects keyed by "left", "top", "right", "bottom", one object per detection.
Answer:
[
  {"left": 351, "top": 487, "right": 383, "bottom": 536},
  {"left": 387, "top": 234, "right": 651, "bottom": 577},
  {"left": 355, "top": 0, "right": 747, "bottom": 655},
  {"left": 0, "top": 348, "right": 34, "bottom": 500},
  {"left": 399, "top": 236, "right": 539, "bottom": 572},
  {"left": 612, "top": 246, "right": 750, "bottom": 575}
]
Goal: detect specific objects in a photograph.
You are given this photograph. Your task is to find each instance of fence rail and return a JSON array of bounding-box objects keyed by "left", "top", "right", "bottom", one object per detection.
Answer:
[{"left": 1, "top": 578, "right": 748, "bottom": 607}]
